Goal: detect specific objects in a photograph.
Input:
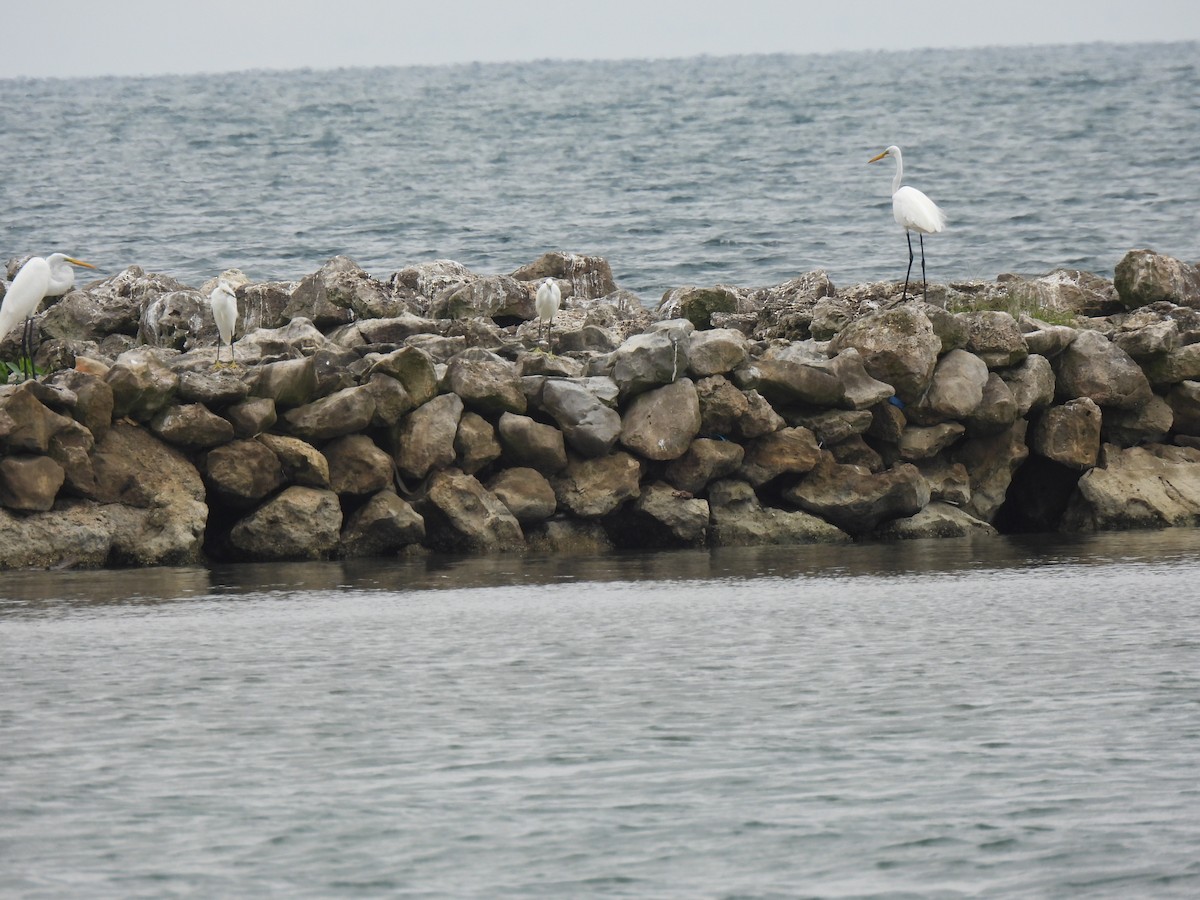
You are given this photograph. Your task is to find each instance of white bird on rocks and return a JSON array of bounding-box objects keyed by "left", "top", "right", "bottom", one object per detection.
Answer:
[
  {"left": 209, "top": 279, "right": 238, "bottom": 366},
  {"left": 868, "top": 145, "right": 947, "bottom": 302},
  {"left": 535, "top": 277, "right": 562, "bottom": 351},
  {"left": 0, "top": 253, "right": 96, "bottom": 380}
]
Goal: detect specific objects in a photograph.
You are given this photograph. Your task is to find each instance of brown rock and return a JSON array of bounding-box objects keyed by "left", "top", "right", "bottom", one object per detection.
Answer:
[
  {"left": 205, "top": 439, "right": 286, "bottom": 508},
  {"left": 552, "top": 451, "right": 642, "bottom": 518},
  {"left": 488, "top": 467, "right": 558, "bottom": 524},
  {"left": 0, "top": 455, "right": 65, "bottom": 511},
  {"left": 339, "top": 490, "right": 424, "bottom": 557},
  {"left": 324, "top": 434, "right": 394, "bottom": 498},
  {"left": 229, "top": 486, "right": 343, "bottom": 560},
  {"left": 498, "top": 412, "right": 568, "bottom": 473}
]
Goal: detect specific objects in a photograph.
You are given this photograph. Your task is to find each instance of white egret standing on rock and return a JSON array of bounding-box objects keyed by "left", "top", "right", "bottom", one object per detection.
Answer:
[
  {"left": 0, "top": 253, "right": 96, "bottom": 380},
  {"left": 535, "top": 277, "right": 561, "bottom": 351},
  {"left": 209, "top": 279, "right": 238, "bottom": 366},
  {"left": 868, "top": 145, "right": 946, "bottom": 302}
]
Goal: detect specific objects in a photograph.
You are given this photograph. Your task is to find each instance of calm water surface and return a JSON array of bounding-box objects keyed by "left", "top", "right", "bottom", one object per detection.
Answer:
[{"left": 3, "top": 531, "right": 1199, "bottom": 897}]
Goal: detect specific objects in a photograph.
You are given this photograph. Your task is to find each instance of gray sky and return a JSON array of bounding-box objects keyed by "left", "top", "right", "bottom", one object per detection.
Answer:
[{"left": 5, "top": 0, "right": 1199, "bottom": 79}]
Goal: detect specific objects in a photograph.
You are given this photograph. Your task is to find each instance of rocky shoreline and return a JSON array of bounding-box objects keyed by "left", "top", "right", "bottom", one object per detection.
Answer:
[{"left": 3, "top": 248, "right": 1200, "bottom": 571}]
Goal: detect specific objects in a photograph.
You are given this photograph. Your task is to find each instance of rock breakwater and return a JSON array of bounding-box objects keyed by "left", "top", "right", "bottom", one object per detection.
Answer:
[{"left": 3, "top": 248, "right": 1200, "bottom": 570}]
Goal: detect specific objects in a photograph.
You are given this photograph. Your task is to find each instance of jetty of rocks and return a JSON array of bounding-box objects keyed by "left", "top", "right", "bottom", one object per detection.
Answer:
[{"left": 3, "top": 247, "right": 1200, "bottom": 570}]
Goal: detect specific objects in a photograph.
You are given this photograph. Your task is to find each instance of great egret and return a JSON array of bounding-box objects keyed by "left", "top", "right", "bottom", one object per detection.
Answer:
[
  {"left": 535, "top": 277, "right": 562, "bottom": 351},
  {"left": 868, "top": 145, "right": 946, "bottom": 302},
  {"left": 0, "top": 253, "right": 96, "bottom": 379},
  {"left": 209, "top": 279, "right": 238, "bottom": 366}
]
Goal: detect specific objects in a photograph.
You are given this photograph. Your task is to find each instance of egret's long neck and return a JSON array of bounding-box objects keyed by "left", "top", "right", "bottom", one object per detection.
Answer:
[
  {"left": 891, "top": 149, "right": 904, "bottom": 196},
  {"left": 46, "top": 261, "right": 75, "bottom": 296}
]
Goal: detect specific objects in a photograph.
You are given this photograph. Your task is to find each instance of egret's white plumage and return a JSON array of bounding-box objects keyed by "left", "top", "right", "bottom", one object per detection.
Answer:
[
  {"left": 535, "top": 278, "right": 561, "bottom": 350},
  {"left": 868, "top": 145, "right": 946, "bottom": 301},
  {"left": 0, "top": 253, "right": 95, "bottom": 378},
  {"left": 210, "top": 279, "right": 238, "bottom": 366}
]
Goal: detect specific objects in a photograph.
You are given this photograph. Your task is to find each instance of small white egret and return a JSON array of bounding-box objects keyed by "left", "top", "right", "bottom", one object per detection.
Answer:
[
  {"left": 868, "top": 145, "right": 946, "bottom": 302},
  {"left": 0, "top": 253, "right": 96, "bottom": 379},
  {"left": 535, "top": 277, "right": 562, "bottom": 351},
  {"left": 209, "top": 279, "right": 238, "bottom": 366}
]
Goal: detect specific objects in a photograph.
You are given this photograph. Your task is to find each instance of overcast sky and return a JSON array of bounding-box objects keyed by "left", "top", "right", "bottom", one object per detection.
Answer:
[{"left": 5, "top": 0, "right": 1199, "bottom": 79}]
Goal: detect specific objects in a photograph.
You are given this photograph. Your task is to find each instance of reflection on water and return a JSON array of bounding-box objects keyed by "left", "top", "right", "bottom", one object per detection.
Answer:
[{"left": 5, "top": 529, "right": 1200, "bottom": 613}]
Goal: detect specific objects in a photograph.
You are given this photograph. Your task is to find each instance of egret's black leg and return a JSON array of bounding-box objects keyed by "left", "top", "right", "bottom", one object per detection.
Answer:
[
  {"left": 903, "top": 231, "right": 914, "bottom": 301},
  {"left": 920, "top": 233, "right": 928, "bottom": 303},
  {"left": 22, "top": 317, "right": 33, "bottom": 381}
]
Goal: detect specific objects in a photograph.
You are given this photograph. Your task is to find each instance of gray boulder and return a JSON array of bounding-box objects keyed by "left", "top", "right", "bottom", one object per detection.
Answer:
[
  {"left": 1030, "top": 397, "right": 1101, "bottom": 470},
  {"left": 876, "top": 502, "right": 999, "bottom": 539},
  {"left": 339, "top": 490, "right": 425, "bottom": 557},
  {"left": 1000, "top": 354, "right": 1056, "bottom": 416},
  {"left": 149, "top": 403, "right": 235, "bottom": 449},
  {"left": 250, "top": 357, "right": 318, "bottom": 408},
  {"left": 368, "top": 346, "right": 439, "bottom": 408},
  {"left": 687, "top": 328, "right": 750, "bottom": 376},
  {"left": 488, "top": 467, "right": 558, "bottom": 524},
  {"left": 783, "top": 456, "right": 930, "bottom": 535},
  {"left": 1139, "top": 343, "right": 1200, "bottom": 387},
  {"left": 0, "top": 387, "right": 75, "bottom": 454},
  {"left": 627, "top": 481, "right": 710, "bottom": 545},
  {"left": 285, "top": 256, "right": 398, "bottom": 327},
  {"left": 897, "top": 422, "right": 966, "bottom": 461},
  {"left": 1021, "top": 321, "right": 1077, "bottom": 358},
  {"left": 1051, "top": 329, "right": 1152, "bottom": 409},
  {"left": 393, "top": 393, "right": 464, "bottom": 480},
  {"left": 739, "top": 426, "right": 821, "bottom": 487},
  {"left": 497, "top": 412, "right": 568, "bottom": 474},
  {"left": 282, "top": 385, "right": 377, "bottom": 441},
  {"left": 1112, "top": 319, "right": 1179, "bottom": 360},
  {"left": 828, "top": 306, "right": 941, "bottom": 404},
  {"left": 257, "top": 434, "right": 331, "bottom": 488},
  {"left": 911, "top": 349, "right": 989, "bottom": 422},
  {"left": 953, "top": 421, "right": 1030, "bottom": 523},
  {"left": 105, "top": 348, "right": 180, "bottom": 421},
  {"left": 205, "top": 438, "right": 286, "bottom": 508},
  {"left": 88, "top": 424, "right": 207, "bottom": 564},
  {"left": 229, "top": 486, "right": 343, "bottom": 560},
  {"left": 552, "top": 451, "right": 642, "bottom": 518},
  {"left": 1102, "top": 394, "right": 1173, "bottom": 447},
  {"left": 511, "top": 251, "right": 618, "bottom": 300},
  {"left": 445, "top": 351, "right": 527, "bottom": 416},
  {"left": 539, "top": 378, "right": 622, "bottom": 458},
  {"left": 1114, "top": 249, "right": 1200, "bottom": 309},
  {"left": 609, "top": 326, "right": 691, "bottom": 397},
  {"left": 619, "top": 378, "right": 702, "bottom": 461},
  {"left": 782, "top": 409, "right": 873, "bottom": 447},
  {"left": 1062, "top": 443, "right": 1200, "bottom": 530},
  {"left": 964, "top": 310, "right": 1028, "bottom": 368},
  {"left": 707, "top": 478, "right": 851, "bottom": 546},
  {"left": 455, "top": 411, "right": 502, "bottom": 475},
  {"left": 664, "top": 438, "right": 745, "bottom": 494},
  {"left": 324, "top": 434, "right": 394, "bottom": 498},
  {"left": 963, "top": 373, "right": 1020, "bottom": 435},
  {"left": 423, "top": 469, "right": 524, "bottom": 551},
  {"left": 739, "top": 354, "right": 844, "bottom": 408}
]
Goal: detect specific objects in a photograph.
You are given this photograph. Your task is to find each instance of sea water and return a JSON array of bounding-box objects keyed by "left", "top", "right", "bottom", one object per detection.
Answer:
[
  {"left": 1, "top": 42, "right": 1197, "bottom": 297},
  {"left": 2, "top": 533, "right": 1200, "bottom": 896}
]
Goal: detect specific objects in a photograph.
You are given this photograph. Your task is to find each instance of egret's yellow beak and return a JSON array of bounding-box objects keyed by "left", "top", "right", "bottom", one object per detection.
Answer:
[
  {"left": 65, "top": 257, "right": 96, "bottom": 269},
  {"left": 868, "top": 151, "right": 888, "bottom": 164}
]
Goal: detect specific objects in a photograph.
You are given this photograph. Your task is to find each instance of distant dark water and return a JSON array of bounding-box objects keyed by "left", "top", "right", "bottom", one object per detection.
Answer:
[
  {"left": 3, "top": 533, "right": 1200, "bottom": 897},
  {"left": 1, "top": 42, "right": 1197, "bottom": 299}
]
